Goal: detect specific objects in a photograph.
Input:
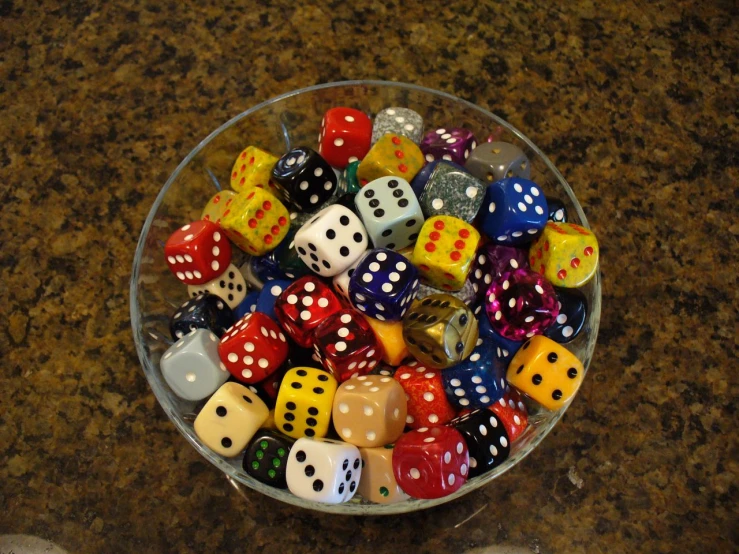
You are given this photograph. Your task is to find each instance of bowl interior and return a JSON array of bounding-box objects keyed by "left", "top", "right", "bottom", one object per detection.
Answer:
[{"left": 130, "top": 81, "right": 601, "bottom": 514}]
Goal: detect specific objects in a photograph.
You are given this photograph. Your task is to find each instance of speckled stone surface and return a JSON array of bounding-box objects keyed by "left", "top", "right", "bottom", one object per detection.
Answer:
[{"left": 0, "top": 1, "right": 736, "bottom": 553}]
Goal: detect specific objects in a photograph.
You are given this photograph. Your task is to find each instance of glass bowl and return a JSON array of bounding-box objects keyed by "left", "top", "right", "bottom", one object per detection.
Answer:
[{"left": 130, "top": 80, "right": 601, "bottom": 514}]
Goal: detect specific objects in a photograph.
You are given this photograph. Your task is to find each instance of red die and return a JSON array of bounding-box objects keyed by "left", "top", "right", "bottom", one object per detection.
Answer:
[
  {"left": 394, "top": 361, "right": 457, "bottom": 429},
  {"left": 164, "top": 220, "right": 232, "bottom": 285},
  {"left": 274, "top": 276, "right": 343, "bottom": 348},
  {"left": 218, "top": 312, "right": 288, "bottom": 383},
  {"left": 489, "top": 386, "right": 529, "bottom": 443},
  {"left": 318, "top": 107, "right": 372, "bottom": 169},
  {"left": 393, "top": 426, "right": 469, "bottom": 499},
  {"left": 313, "top": 309, "right": 385, "bottom": 382}
]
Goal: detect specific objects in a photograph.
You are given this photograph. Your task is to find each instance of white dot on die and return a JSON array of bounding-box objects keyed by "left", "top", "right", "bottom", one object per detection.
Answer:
[
  {"left": 369, "top": 262, "right": 380, "bottom": 272},
  {"left": 244, "top": 342, "right": 255, "bottom": 352},
  {"left": 444, "top": 451, "right": 451, "bottom": 463},
  {"left": 299, "top": 181, "right": 309, "bottom": 191},
  {"left": 410, "top": 468, "right": 420, "bottom": 479},
  {"left": 457, "top": 442, "right": 464, "bottom": 454},
  {"left": 518, "top": 202, "right": 527, "bottom": 212},
  {"left": 300, "top": 310, "right": 311, "bottom": 320},
  {"left": 488, "top": 202, "right": 496, "bottom": 213},
  {"left": 535, "top": 285, "right": 544, "bottom": 294},
  {"left": 531, "top": 186, "right": 540, "bottom": 197},
  {"left": 318, "top": 298, "right": 329, "bottom": 307},
  {"left": 304, "top": 282, "right": 316, "bottom": 292},
  {"left": 514, "top": 415, "right": 521, "bottom": 425},
  {"left": 423, "top": 437, "right": 435, "bottom": 443},
  {"left": 432, "top": 198, "right": 444, "bottom": 210},
  {"left": 242, "top": 369, "right": 253, "bottom": 379},
  {"left": 345, "top": 115, "right": 355, "bottom": 122},
  {"left": 287, "top": 294, "right": 298, "bottom": 305},
  {"left": 362, "top": 273, "right": 373, "bottom": 283},
  {"left": 535, "top": 206, "right": 544, "bottom": 215},
  {"left": 342, "top": 428, "right": 352, "bottom": 438},
  {"left": 428, "top": 413, "right": 439, "bottom": 423},
  {"left": 382, "top": 283, "right": 393, "bottom": 293},
  {"left": 243, "top": 356, "right": 253, "bottom": 365},
  {"left": 448, "top": 474, "right": 456, "bottom": 486},
  {"left": 334, "top": 138, "right": 344, "bottom": 147},
  {"left": 425, "top": 154, "right": 434, "bottom": 162},
  {"left": 423, "top": 392, "right": 434, "bottom": 402},
  {"left": 563, "top": 326, "right": 574, "bottom": 337},
  {"left": 524, "top": 194, "right": 533, "bottom": 204},
  {"left": 406, "top": 415, "right": 415, "bottom": 424},
  {"left": 389, "top": 272, "right": 400, "bottom": 282},
  {"left": 338, "top": 327, "right": 349, "bottom": 338},
  {"left": 465, "top": 186, "right": 478, "bottom": 199},
  {"left": 335, "top": 341, "right": 347, "bottom": 352},
  {"left": 500, "top": 437, "right": 508, "bottom": 447},
  {"left": 302, "top": 296, "right": 313, "bottom": 307},
  {"left": 514, "top": 183, "right": 523, "bottom": 193},
  {"left": 470, "top": 353, "right": 481, "bottom": 362},
  {"left": 258, "top": 358, "right": 268, "bottom": 368},
  {"left": 339, "top": 402, "right": 349, "bottom": 414},
  {"left": 310, "top": 194, "right": 319, "bottom": 204}
]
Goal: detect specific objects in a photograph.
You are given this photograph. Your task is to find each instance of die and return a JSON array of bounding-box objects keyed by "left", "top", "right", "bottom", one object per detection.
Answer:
[
  {"left": 202, "top": 190, "right": 237, "bottom": 226},
  {"left": 274, "top": 276, "right": 343, "bottom": 347},
  {"left": 357, "top": 446, "right": 410, "bottom": 504},
  {"left": 271, "top": 147, "right": 337, "bottom": 211},
  {"left": 331, "top": 253, "right": 367, "bottom": 305},
  {"left": 419, "top": 127, "right": 478, "bottom": 166},
  {"left": 546, "top": 197, "right": 568, "bottom": 223},
  {"left": 477, "top": 311, "right": 525, "bottom": 366},
  {"left": 361, "top": 315, "right": 409, "bottom": 366},
  {"left": 165, "top": 220, "right": 232, "bottom": 285},
  {"left": 271, "top": 227, "right": 312, "bottom": 280},
  {"left": 243, "top": 430, "right": 294, "bottom": 489},
  {"left": 233, "top": 290, "right": 259, "bottom": 319},
  {"left": 371, "top": 107, "right": 424, "bottom": 144},
  {"left": 416, "top": 279, "right": 477, "bottom": 306},
  {"left": 489, "top": 387, "right": 529, "bottom": 442},
  {"left": 230, "top": 145, "right": 282, "bottom": 197},
  {"left": 409, "top": 159, "right": 469, "bottom": 198},
  {"left": 160, "top": 328, "right": 230, "bottom": 401},
  {"left": 220, "top": 188, "right": 291, "bottom": 255},
  {"left": 465, "top": 141, "right": 531, "bottom": 183},
  {"left": 441, "top": 341, "right": 507, "bottom": 410},
  {"left": 293, "top": 204, "right": 369, "bottom": 277},
  {"left": 545, "top": 287, "right": 588, "bottom": 343},
  {"left": 484, "top": 267, "right": 559, "bottom": 341},
  {"left": 479, "top": 177, "right": 548, "bottom": 245},
  {"left": 402, "top": 294, "right": 478, "bottom": 369},
  {"left": 332, "top": 374, "right": 407, "bottom": 447},
  {"left": 255, "top": 279, "right": 293, "bottom": 321},
  {"left": 318, "top": 107, "right": 372, "bottom": 168},
  {"left": 392, "top": 426, "right": 469, "bottom": 499},
  {"left": 239, "top": 253, "right": 283, "bottom": 290},
  {"left": 193, "top": 382, "right": 269, "bottom": 457},
  {"left": 357, "top": 133, "right": 425, "bottom": 184},
  {"left": 169, "top": 292, "right": 235, "bottom": 340},
  {"left": 354, "top": 177, "right": 424, "bottom": 250},
  {"left": 338, "top": 160, "right": 361, "bottom": 194},
  {"left": 528, "top": 222, "right": 599, "bottom": 288},
  {"left": 450, "top": 410, "right": 510, "bottom": 477},
  {"left": 187, "top": 263, "right": 247, "bottom": 309},
  {"left": 312, "top": 309, "right": 385, "bottom": 381},
  {"left": 348, "top": 248, "right": 420, "bottom": 321},
  {"left": 274, "top": 366, "right": 338, "bottom": 439},
  {"left": 394, "top": 363, "right": 457, "bottom": 428},
  {"left": 218, "top": 312, "right": 288, "bottom": 383},
  {"left": 286, "top": 438, "right": 362, "bottom": 503},
  {"left": 411, "top": 216, "right": 480, "bottom": 291},
  {"left": 246, "top": 364, "right": 288, "bottom": 409},
  {"left": 469, "top": 244, "right": 530, "bottom": 300},
  {"left": 418, "top": 162, "right": 485, "bottom": 223},
  {"left": 368, "top": 363, "right": 397, "bottom": 377},
  {"left": 506, "top": 335, "right": 585, "bottom": 410}
]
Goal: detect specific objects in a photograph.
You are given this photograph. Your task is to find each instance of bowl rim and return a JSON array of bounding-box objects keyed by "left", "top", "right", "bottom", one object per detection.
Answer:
[{"left": 129, "top": 80, "right": 600, "bottom": 514}]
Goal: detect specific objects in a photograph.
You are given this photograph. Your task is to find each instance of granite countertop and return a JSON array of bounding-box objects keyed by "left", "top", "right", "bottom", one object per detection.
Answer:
[{"left": 0, "top": 1, "right": 736, "bottom": 553}]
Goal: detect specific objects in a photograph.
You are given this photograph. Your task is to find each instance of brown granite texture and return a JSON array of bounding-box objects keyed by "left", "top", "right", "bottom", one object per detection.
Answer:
[{"left": 0, "top": 1, "right": 737, "bottom": 553}]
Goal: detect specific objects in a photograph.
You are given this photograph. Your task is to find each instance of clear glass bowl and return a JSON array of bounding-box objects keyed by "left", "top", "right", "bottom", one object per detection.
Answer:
[{"left": 130, "top": 80, "right": 601, "bottom": 514}]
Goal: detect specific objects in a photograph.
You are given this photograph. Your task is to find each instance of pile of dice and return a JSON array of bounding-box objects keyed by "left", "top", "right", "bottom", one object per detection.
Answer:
[{"left": 160, "top": 106, "right": 599, "bottom": 505}]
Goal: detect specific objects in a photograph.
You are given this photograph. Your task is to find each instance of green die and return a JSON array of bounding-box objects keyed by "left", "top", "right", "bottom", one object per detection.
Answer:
[
  {"left": 273, "top": 227, "right": 312, "bottom": 280},
  {"left": 339, "top": 161, "right": 362, "bottom": 194}
]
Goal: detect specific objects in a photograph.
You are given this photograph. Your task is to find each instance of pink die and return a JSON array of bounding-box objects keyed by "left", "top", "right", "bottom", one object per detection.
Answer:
[
  {"left": 392, "top": 426, "right": 469, "bottom": 499},
  {"left": 420, "top": 127, "right": 478, "bottom": 166},
  {"left": 164, "top": 220, "right": 232, "bottom": 285}
]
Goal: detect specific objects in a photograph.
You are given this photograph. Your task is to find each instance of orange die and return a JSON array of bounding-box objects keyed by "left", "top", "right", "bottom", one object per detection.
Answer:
[
  {"left": 220, "top": 188, "right": 290, "bottom": 255},
  {"left": 362, "top": 315, "right": 409, "bottom": 366},
  {"left": 358, "top": 446, "right": 410, "bottom": 504}
]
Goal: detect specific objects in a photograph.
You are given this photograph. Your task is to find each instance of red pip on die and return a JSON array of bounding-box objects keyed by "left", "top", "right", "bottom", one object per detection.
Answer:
[
  {"left": 164, "top": 220, "right": 232, "bottom": 285},
  {"left": 318, "top": 107, "right": 372, "bottom": 169},
  {"left": 218, "top": 312, "right": 288, "bottom": 384}
]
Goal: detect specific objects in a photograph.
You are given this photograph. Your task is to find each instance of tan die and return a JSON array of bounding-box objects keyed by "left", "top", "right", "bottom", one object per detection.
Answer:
[{"left": 358, "top": 446, "right": 410, "bottom": 504}]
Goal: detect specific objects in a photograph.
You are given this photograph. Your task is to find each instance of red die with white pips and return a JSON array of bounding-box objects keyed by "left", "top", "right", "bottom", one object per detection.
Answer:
[
  {"left": 218, "top": 312, "right": 288, "bottom": 384},
  {"left": 318, "top": 107, "right": 372, "bottom": 169},
  {"left": 164, "top": 220, "right": 232, "bottom": 285},
  {"left": 274, "top": 276, "right": 343, "bottom": 348},
  {"left": 489, "top": 386, "right": 529, "bottom": 443},
  {"left": 394, "top": 361, "right": 457, "bottom": 429}
]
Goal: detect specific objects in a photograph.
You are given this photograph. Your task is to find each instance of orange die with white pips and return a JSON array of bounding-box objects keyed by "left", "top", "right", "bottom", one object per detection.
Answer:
[
  {"left": 220, "top": 187, "right": 290, "bottom": 256},
  {"left": 393, "top": 361, "right": 457, "bottom": 429}
]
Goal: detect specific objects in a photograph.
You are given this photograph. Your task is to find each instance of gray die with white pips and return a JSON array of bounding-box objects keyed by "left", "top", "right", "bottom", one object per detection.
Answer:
[
  {"left": 371, "top": 107, "right": 424, "bottom": 145},
  {"left": 418, "top": 162, "right": 485, "bottom": 223}
]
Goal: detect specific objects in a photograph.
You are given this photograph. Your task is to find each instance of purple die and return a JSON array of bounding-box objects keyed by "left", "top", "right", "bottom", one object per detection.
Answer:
[
  {"left": 442, "top": 341, "right": 507, "bottom": 410},
  {"left": 469, "top": 244, "right": 530, "bottom": 299},
  {"left": 420, "top": 127, "right": 478, "bottom": 166},
  {"left": 409, "top": 159, "right": 469, "bottom": 198},
  {"left": 348, "top": 248, "right": 420, "bottom": 321},
  {"left": 480, "top": 177, "right": 548, "bottom": 245},
  {"left": 484, "top": 267, "right": 559, "bottom": 341}
]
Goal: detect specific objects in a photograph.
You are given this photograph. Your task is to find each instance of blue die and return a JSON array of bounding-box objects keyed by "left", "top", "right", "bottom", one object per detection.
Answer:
[
  {"left": 256, "top": 279, "right": 293, "bottom": 321},
  {"left": 480, "top": 177, "right": 548, "bottom": 245},
  {"left": 348, "top": 248, "right": 420, "bottom": 321},
  {"left": 233, "top": 291, "right": 259, "bottom": 320},
  {"left": 240, "top": 253, "right": 283, "bottom": 290},
  {"left": 409, "top": 159, "right": 469, "bottom": 198},
  {"left": 477, "top": 307, "right": 524, "bottom": 365},
  {"left": 441, "top": 341, "right": 506, "bottom": 409}
]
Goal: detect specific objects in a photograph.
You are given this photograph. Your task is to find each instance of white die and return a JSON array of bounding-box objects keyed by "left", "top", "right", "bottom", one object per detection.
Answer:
[
  {"left": 294, "top": 205, "right": 368, "bottom": 277},
  {"left": 286, "top": 437, "right": 362, "bottom": 503},
  {"left": 332, "top": 251, "right": 369, "bottom": 304},
  {"left": 188, "top": 263, "right": 247, "bottom": 308},
  {"left": 160, "top": 328, "right": 229, "bottom": 401}
]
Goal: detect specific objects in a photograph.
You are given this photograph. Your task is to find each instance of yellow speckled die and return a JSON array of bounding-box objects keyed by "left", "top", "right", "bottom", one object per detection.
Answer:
[
  {"left": 356, "top": 133, "right": 424, "bottom": 184},
  {"left": 358, "top": 446, "right": 410, "bottom": 504},
  {"left": 220, "top": 188, "right": 290, "bottom": 255},
  {"left": 230, "top": 146, "right": 283, "bottom": 199},
  {"left": 274, "top": 367, "right": 338, "bottom": 439},
  {"left": 529, "top": 222, "right": 599, "bottom": 288},
  {"left": 411, "top": 216, "right": 480, "bottom": 291},
  {"left": 201, "top": 190, "right": 237, "bottom": 226},
  {"left": 506, "top": 335, "right": 584, "bottom": 411},
  {"left": 362, "top": 315, "right": 409, "bottom": 366}
]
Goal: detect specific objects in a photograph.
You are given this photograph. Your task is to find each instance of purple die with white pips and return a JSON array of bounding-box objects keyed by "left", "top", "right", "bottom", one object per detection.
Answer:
[
  {"left": 348, "top": 248, "right": 420, "bottom": 321},
  {"left": 469, "top": 244, "right": 530, "bottom": 300},
  {"left": 420, "top": 127, "right": 478, "bottom": 166}
]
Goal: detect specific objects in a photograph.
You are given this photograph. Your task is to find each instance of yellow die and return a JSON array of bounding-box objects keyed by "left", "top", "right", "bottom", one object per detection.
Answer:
[
  {"left": 201, "top": 190, "right": 237, "bottom": 226},
  {"left": 193, "top": 382, "right": 269, "bottom": 457},
  {"left": 506, "top": 335, "right": 585, "bottom": 411},
  {"left": 220, "top": 188, "right": 290, "bottom": 255},
  {"left": 230, "top": 146, "right": 283, "bottom": 199},
  {"left": 358, "top": 446, "right": 410, "bottom": 504},
  {"left": 411, "top": 216, "right": 480, "bottom": 291},
  {"left": 529, "top": 222, "right": 599, "bottom": 288},
  {"left": 274, "top": 367, "right": 338, "bottom": 439},
  {"left": 362, "top": 315, "right": 409, "bottom": 366},
  {"left": 356, "top": 133, "right": 424, "bottom": 184}
]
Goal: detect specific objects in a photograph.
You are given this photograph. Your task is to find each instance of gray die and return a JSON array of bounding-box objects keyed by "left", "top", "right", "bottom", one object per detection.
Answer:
[
  {"left": 354, "top": 177, "right": 424, "bottom": 251},
  {"left": 371, "top": 107, "right": 424, "bottom": 145},
  {"left": 465, "top": 141, "right": 531, "bottom": 184},
  {"left": 418, "top": 162, "right": 485, "bottom": 222},
  {"left": 160, "top": 328, "right": 229, "bottom": 401},
  {"left": 417, "top": 279, "right": 477, "bottom": 305}
]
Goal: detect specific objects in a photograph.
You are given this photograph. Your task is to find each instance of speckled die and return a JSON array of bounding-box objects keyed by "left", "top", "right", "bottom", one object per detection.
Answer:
[
  {"left": 418, "top": 162, "right": 485, "bottom": 222},
  {"left": 357, "top": 134, "right": 425, "bottom": 185},
  {"left": 371, "top": 107, "right": 424, "bottom": 144}
]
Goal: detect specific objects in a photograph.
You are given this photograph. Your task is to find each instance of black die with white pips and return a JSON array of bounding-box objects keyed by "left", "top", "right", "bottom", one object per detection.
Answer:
[
  {"left": 449, "top": 409, "right": 510, "bottom": 478},
  {"left": 286, "top": 437, "right": 362, "bottom": 503},
  {"left": 545, "top": 196, "right": 568, "bottom": 223},
  {"left": 271, "top": 147, "right": 337, "bottom": 211},
  {"left": 169, "top": 291, "right": 235, "bottom": 340},
  {"left": 545, "top": 288, "right": 587, "bottom": 344}
]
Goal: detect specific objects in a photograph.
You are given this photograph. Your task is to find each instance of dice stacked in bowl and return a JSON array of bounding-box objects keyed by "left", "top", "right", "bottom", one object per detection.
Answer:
[{"left": 161, "top": 106, "right": 599, "bottom": 504}]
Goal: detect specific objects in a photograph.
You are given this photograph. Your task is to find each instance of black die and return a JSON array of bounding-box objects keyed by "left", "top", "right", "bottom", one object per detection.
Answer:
[
  {"left": 243, "top": 430, "right": 295, "bottom": 488},
  {"left": 450, "top": 409, "right": 510, "bottom": 477},
  {"left": 546, "top": 196, "right": 568, "bottom": 223},
  {"left": 271, "top": 147, "right": 337, "bottom": 211},
  {"left": 545, "top": 288, "right": 587, "bottom": 344},
  {"left": 169, "top": 292, "right": 235, "bottom": 340}
]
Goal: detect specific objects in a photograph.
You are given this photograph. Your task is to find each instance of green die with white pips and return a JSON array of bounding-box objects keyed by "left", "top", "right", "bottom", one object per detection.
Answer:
[
  {"left": 243, "top": 430, "right": 295, "bottom": 489},
  {"left": 357, "top": 445, "right": 410, "bottom": 504},
  {"left": 339, "top": 161, "right": 362, "bottom": 194},
  {"left": 419, "top": 162, "right": 485, "bottom": 223}
]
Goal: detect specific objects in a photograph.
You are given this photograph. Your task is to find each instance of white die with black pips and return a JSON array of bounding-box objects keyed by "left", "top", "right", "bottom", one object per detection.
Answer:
[{"left": 286, "top": 437, "right": 362, "bottom": 503}]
